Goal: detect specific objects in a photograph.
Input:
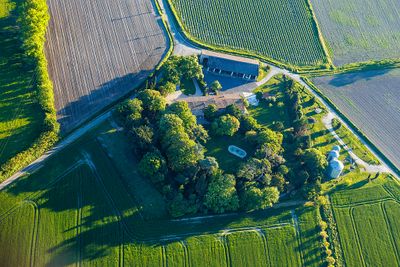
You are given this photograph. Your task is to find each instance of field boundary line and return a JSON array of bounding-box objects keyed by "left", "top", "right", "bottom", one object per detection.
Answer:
[
  {"left": 290, "top": 210, "right": 305, "bottom": 267},
  {"left": 332, "top": 197, "right": 394, "bottom": 208},
  {"left": 349, "top": 207, "right": 366, "bottom": 267},
  {"left": 256, "top": 228, "right": 272, "bottom": 267},
  {"left": 380, "top": 202, "right": 400, "bottom": 265},
  {"left": 25, "top": 200, "right": 39, "bottom": 267},
  {"left": 326, "top": 195, "right": 346, "bottom": 266},
  {"left": 180, "top": 240, "right": 189, "bottom": 267},
  {"left": 161, "top": 245, "right": 167, "bottom": 267},
  {"left": 382, "top": 184, "right": 400, "bottom": 202},
  {"left": 219, "top": 233, "right": 232, "bottom": 267},
  {"left": 0, "top": 161, "right": 84, "bottom": 221}
]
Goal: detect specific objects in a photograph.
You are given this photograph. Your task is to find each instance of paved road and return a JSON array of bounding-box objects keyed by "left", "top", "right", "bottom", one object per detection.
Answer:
[{"left": 1, "top": 0, "right": 397, "bottom": 191}]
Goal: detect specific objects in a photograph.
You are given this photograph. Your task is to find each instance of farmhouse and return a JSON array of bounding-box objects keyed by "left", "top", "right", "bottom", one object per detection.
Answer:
[
  {"left": 200, "top": 50, "right": 260, "bottom": 81},
  {"left": 183, "top": 94, "right": 246, "bottom": 124}
]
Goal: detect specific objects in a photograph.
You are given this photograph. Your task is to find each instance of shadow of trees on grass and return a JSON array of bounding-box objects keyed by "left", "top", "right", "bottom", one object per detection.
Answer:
[{"left": 3, "top": 129, "right": 318, "bottom": 266}]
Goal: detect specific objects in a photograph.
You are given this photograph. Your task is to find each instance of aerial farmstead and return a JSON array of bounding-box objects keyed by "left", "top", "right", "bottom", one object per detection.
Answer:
[{"left": 1, "top": 0, "right": 399, "bottom": 266}]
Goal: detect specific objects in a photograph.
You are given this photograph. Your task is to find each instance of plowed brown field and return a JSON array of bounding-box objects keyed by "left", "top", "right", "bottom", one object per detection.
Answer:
[{"left": 45, "top": 0, "right": 168, "bottom": 132}]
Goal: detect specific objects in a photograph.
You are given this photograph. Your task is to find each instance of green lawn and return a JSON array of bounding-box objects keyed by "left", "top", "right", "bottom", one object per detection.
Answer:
[
  {"left": 0, "top": 119, "right": 324, "bottom": 266},
  {"left": 205, "top": 133, "right": 255, "bottom": 174},
  {"left": 181, "top": 77, "right": 196, "bottom": 95},
  {"left": 0, "top": 0, "right": 44, "bottom": 165},
  {"left": 250, "top": 76, "right": 290, "bottom": 128}
]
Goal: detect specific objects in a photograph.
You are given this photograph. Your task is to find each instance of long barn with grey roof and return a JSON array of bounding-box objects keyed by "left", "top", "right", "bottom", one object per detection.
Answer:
[{"left": 200, "top": 50, "right": 260, "bottom": 81}]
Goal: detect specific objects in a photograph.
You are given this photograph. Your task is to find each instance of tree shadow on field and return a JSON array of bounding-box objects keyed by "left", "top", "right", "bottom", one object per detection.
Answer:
[
  {"left": 4, "top": 131, "right": 306, "bottom": 266},
  {"left": 56, "top": 70, "right": 150, "bottom": 135},
  {"left": 328, "top": 68, "right": 391, "bottom": 87}
]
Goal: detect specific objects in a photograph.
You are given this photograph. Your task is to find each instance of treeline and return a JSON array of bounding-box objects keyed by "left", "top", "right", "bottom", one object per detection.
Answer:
[
  {"left": 0, "top": 0, "right": 59, "bottom": 180},
  {"left": 281, "top": 76, "right": 327, "bottom": 199}
]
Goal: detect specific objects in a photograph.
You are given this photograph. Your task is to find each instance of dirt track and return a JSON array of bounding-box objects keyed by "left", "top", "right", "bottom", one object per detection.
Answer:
[{"left": 45, "top": 0, "right": 168, "bottom": 132}]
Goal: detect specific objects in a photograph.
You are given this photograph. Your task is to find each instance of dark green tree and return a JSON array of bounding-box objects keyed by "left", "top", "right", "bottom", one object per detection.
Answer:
[{"left": 211, "top": 114, "right": 240, "bottom": 136}]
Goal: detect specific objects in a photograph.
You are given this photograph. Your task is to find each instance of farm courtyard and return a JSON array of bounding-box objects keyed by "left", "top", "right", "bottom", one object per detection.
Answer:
[{"left": 45, "top": 0, "right": 168, "bottom": 132}]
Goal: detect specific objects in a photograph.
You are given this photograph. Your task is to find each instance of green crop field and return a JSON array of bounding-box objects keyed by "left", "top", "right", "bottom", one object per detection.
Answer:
[
  {"left": 330, "top": 175, "right": 400, "bottom": 266},
  {"left": 169, "top": 0, "right": 327, "bottom": 67},
  {"left": 0, "top": 120, "right": 325, "bottom": 266},
  {"left": 0, "top": 0, "right": 44, "bottom": 165},
  {"left": 310, "top": 0, "right": 400, "bottom": 66}
]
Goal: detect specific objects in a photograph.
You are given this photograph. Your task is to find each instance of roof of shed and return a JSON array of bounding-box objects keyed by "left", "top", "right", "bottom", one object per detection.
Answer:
[{"left": 202, "top": 50, "right": 260, "bottom": 76}]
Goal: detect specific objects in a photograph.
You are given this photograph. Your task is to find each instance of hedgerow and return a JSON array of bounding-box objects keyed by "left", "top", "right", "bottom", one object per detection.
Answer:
[{"left": 0, "top": 0, "right": 59, "bottom": 181}]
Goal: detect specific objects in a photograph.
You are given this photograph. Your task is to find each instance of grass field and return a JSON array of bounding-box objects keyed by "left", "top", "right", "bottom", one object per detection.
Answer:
[
  {"left": 169, "top": 0, "right": 326, "bottom": 67},
  {"left": 0, "top": 0, "right": 44, "bottom": 165},
  {"left": 312, "top": 69, "right": 400, "bottom": 171},
  {"left": 310, "top": 0, "right": 400, "bottom": 66},
  {"left": 330, "top": 174, "right": 400, "bottom": 266},
  {"left": 0, "top": 119, "right": 325, "bottom": 266}
]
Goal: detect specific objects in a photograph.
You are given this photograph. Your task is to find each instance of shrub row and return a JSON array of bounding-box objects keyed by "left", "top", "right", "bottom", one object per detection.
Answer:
[
  {"left": 0, "top": 0, "right": 59, "bottom": 181},
  {"left": 319, "top": 197, "right": 344, "bottom": 267},
  {"left": 316, "top": 198, "right": 337, "bottom": 267}
]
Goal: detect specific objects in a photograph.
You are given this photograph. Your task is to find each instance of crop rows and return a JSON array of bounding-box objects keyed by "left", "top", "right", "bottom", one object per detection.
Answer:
[
  {"left": 310, "top": 0, "right": 400, "bottom": 66},
  {"left": 171, "top": 0, "right": 326, "bottom": 66},
  {"left": 331, "top": 178, "right": 400, "bottom": 266},
  {"left": 45, "top": 0, "right": 167, "bottom": 132},
  {"left": 0, "top": 128, "right": 321, "bottom": 266},
  {"left": 312, "top": 69, "right": 400, "bottom": 171}
]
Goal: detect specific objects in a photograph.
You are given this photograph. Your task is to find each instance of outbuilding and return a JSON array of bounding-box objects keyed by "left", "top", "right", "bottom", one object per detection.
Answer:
[
  {"left": 328, "top": 158, "right": 345, "bottom": 179},
  {"left": 199, "top": 50, "right": 260, "bottom": 81}
]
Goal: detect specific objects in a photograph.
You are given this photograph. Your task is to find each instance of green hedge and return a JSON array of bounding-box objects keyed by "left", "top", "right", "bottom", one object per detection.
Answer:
[{"left": 0, "top": 0, "right": 59, "bottom": 181}]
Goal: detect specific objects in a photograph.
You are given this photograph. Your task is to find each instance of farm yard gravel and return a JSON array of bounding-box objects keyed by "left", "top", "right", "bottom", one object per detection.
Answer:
[
  {"left": 310, "top": 0, "right": 400, "bottom": 66},
  {"left": 45, "top": 0, "right": 168, "bottom": 132},
  {"left": 312, "top": 69, "right": 400, "bottom": 170}
]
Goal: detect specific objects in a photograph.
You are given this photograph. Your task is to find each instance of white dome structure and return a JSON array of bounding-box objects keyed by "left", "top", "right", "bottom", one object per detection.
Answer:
[
  {"left": 328, "top": 158, "right": 344, "bottom": 179},
  {"left": 328, "top": 150, "right": 340, "bottom": 161}
]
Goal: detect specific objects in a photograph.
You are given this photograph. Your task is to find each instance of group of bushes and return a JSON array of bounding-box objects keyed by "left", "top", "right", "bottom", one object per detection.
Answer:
[
  {"left": 153, "top": 55, "right": 206, "bottom": 95},
  {"left": 279, "top": 76, "right": 327, "bottom": 198},
  {"left": 0, "top": 0, "right": 59, "bottom": 180}
]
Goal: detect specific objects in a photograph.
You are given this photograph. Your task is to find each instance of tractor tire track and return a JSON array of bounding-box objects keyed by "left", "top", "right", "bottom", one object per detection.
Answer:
[
  {"left": 25, "top": 200, "right": 39, "bottom": 267},
  {"left": 380, "top": 202, "right": 400, "bottom": 265},
  {"left": 349, "top": 207, "right": 367, "bottom": 267}
]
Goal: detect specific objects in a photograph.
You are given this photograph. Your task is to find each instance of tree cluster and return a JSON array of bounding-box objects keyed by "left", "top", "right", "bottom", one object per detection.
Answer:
[
  {"left": 116, "top": 89, "right": 289, "bottom": 216},
  {"left": 281, "top": 76, "right": 327, "bottom": 199},
  {"left": 205, "top": 103, "right": 286, "bottom": 211},
  {"left": 156, "top": 56, "right": 205, "bottom": 96}
]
